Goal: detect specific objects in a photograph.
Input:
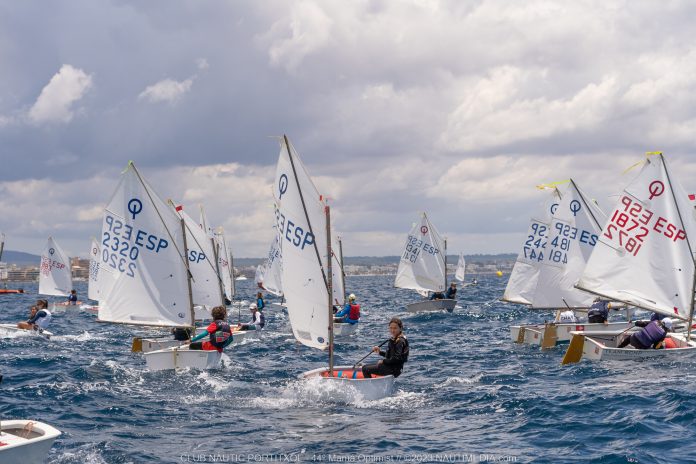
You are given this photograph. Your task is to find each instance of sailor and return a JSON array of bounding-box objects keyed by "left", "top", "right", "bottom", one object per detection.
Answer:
[
  {"left": 618, "top": 318, "right": 673, "bottom": 349},
  {"left": 445, "top": 282, "right": 457, "bottom": 299},
  {"left": 472, "top": 278, "right": 478, "bottom": 285},
  {"left": 429, "top": 291, "right": 445, "bottom": 300},
  {"left": 334, "top": 294, "right": 360, "bottom": 324},
  {"left": 238, "top": 303, "right": 265, "bottom": 331},
  {"left": 189, "top": 306, "right": 234, "bottom": 352},
  {"left": 587, "top": 298, "right": 614, "bottom": 324},
  {"left": 558, "top": 310, "right": 578, "bottom": 323},
  {"left": 256, "top": 292, "right": 265, "bottom": 311},
  {"left": 17, "top": 302, "right": 52, "bottom": 331},
  {"left": 67, "top": 289, "right": 78, "bottom": 305},
  {"left": 362, "top": 318, "right": 409, "bottom": 379}
]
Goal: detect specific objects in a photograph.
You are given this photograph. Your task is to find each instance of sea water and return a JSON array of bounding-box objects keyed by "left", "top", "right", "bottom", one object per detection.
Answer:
[{"left": 1, "top": 275, "right": 694, "bottom": 463}]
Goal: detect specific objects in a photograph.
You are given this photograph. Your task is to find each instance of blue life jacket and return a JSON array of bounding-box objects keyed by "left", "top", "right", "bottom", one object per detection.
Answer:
[
  {"left": 68, "top": 294, "right": 77, "bottom": 303},
  {"left": 209, "top": 320, "right": 232, "bottom": 349},
  {"left": 634, "top": 321, "right": 666, "bottom": 348},
  {"left": 257, "top": 298, "right": 265, "bottom": 310},
  {"left": 445, "top": 287, "right": 456, "bottom": 299}
]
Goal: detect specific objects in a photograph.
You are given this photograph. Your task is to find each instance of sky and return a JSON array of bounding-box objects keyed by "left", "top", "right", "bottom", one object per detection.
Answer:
[{"left": 2, "top": 0, "right": 696, "bottom": 258}]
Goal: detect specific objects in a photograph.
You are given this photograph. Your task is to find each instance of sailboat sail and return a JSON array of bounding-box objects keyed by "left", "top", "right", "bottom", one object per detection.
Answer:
[
  {"left": 577, "top": 154, "right": 696, "bottom": 320},
  {"left": 455, "top": 252, "right": 466, "bottom": 282},
  {"left": 39, "top": 237, "right": 72, "bottom": 297},
  {"left": 215, "top": 229, "right": 234, "bottom": 299},
  {"left": 88, "top": 238, "right": 101, "bottom": 301},
  {"left": 331, "top": 235, "right": 345, "bottom": 306},
  {"left": 530, "top": 180, "right": 606, "bottom": 309},
  {"left": 274, "top": 136, "right": 329, "bottom": 350},
  {"left": 502, "top": 187, "right": 563, "bottom": 305},
  {"left": 394, "top": 213, "right": 446, "bottom": 294},
  {"left": 257, "top": 232, "right": 283, "bottom": 297},
  {"left": 97, "top": 163, "right": 193, "bottom": 327},
  {"left": 176, "top": 205, "right": 223, "bottom": 308}
]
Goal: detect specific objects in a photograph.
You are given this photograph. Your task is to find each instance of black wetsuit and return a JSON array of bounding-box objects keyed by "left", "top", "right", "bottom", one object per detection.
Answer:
[{"left": 362, "top": 334, "right": 409, "bottom": 378}]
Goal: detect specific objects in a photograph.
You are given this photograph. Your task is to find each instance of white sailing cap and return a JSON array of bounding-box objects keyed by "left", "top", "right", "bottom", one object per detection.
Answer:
[
  {"left": 662, "top": 318, "right": 673, "bottom": 330},
  {"left": 249, "top": 303, "right": 257, "bottom": 310}
]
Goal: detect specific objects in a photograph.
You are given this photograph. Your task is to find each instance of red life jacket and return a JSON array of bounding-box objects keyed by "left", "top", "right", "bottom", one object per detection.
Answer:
[
  {"left": 208, "top": 320, "right": 232, "bottom": 350},
  {"left": 349, "top": 304, "right": 360, "bottom": 320}
]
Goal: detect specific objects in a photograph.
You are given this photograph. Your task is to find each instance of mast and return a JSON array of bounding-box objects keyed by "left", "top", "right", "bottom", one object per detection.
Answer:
[
  {"left": 229, "top": 251, "right": 236, "bottom": 298},
  {"left": 180, "top": 218, "right": 196, "bottom": 330},
  {"left": 212, "top": 238, "right": 225, "bottom": 306},
  {"left": 338, "top": 236, "right": 346, "bottom": 303},
  {"left": 326, "top": 204, "right": 334, "bottom": 374},
  {"left": 0, "top": 233, "right": 4, "bottom": 263},
  {"left": 444, "top": 237, "right": 448, "bottom": 294}
]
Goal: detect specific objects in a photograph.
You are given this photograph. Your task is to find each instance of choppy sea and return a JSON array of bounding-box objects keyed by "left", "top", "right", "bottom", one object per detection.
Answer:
[{"left": 2, "top": 275, "right": 695, "bottom": 464}]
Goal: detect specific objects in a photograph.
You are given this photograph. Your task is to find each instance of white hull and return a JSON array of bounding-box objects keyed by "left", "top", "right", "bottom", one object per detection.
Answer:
[
  {"left": 0, "top": 324, "right": 52, "bottom": 340},
  {"left": 571, "top": 331, "right": 696, "bottom": 361},
  {"left": 49, "top": 302, "right": 83, "bottom": 312},
  {"left": 301, "top": 365, "right": 395, "bottom": 401},
  {"left": 136, "top": 330, "right": 252, "bottom": 353},
  {"left": 143, "top": 346, "right": 222, "bottom": 371},
  {"left": 510, "top": 322, "right": 634, "bottom": 348},
  {"left": 0, "top": 419, "right": 61, "bottom": 464},
  {"left": 406, "top": 299, "right": 456, "bottom": 313},
  {"left": 334, "top": 322, "right": 358, "bottom": 337}
]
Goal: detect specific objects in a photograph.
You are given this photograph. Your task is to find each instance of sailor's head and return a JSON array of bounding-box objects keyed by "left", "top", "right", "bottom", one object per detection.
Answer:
[
  {"left": 70, "top": 289, "right": 76, "bottom": 295},
  {"left": 29, "top": 306, "right": 38, "bottom": 315},
  {"left": 662, "top": 318, "right": 674, "bottom": 331},
  {"left": 450, "top": 282, "right": 457, "bottom": 288},
  {"left": 211, "top": 306, "right": 227, "bottom": 320},
  {"left": 349, "top": 294, "right": 356, "bottom": 302},
  {"left": 249, "top": 303, "right": 258, "bottom": 311},
  {"left": 36, "top": 299, "right": 48, "bottom": 309},
  {"left": 257, "top": 292, "right": 263, "bottom": 299},
  {"left": 389, "top": 317, "right": 403, "bottom": 337}
]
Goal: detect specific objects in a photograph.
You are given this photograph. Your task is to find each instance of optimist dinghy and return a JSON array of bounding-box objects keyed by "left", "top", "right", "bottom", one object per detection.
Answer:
[
  {"left": 0, "top": 419, "right": 61, "bottom": 464},
  {"left": 395, "top": 213, "right": 455, "bottom": 313},
  {"left": 274, "top": 135, "right": 395, "bottom": 400},
  {"left": 0, "top": 324, "right": 52, "bottom": 340},
  {"left": 563, "top": 153, "right": 696, "bottom": 363},
  {"left": 132, "top": 329, "right": 252, "bottom": 353},
  {"left": 95, "top": 162, "right": 228, "bottom": 371}
]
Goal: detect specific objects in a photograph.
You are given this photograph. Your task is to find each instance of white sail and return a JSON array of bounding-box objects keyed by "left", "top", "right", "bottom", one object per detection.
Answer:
[
  {"left": 502, "top": 187, "right": 563, "bottom": 305},
  {"left": 455, "top": 252, "right": 466, "bottom": 282},
  {"left": 258, "top": 232, "right": 283, "bottom": 297},
  {"left": 332, "top": 235, "right": 345, "bottom": 306},
  {"left": 577, "top": 154, "right": 696, "bottom": 320},
  {"left": 394, "top": 213, "right": 446, "bottom": 294},
  {"left": 175, "top": 204, "right": 223, "bottom": 308},
  {"left": 531, "top": 180, "right": 606, "bottom": 309},
  {"left": 198, "top": 205, "right": 215, "bottom": 238},
  {"left": 97, "top": 162, "right": 193, "bottom": 327},
  {"left": 214, "top": 229, "right": 234, "bottom": 299},
  {"left": 39, "top": 237, "right": 72, "bottom": 297},
  {"left": 274, "top": 136, "right": 330, "bottom": 350},
  {"left": 88, "top": 238, "right": 101, "bottom": 301}
]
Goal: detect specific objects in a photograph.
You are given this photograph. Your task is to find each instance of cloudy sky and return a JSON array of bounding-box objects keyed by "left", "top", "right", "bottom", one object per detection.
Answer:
[{"left": 2, "top": 0, "right": 696, "bottom": 258}]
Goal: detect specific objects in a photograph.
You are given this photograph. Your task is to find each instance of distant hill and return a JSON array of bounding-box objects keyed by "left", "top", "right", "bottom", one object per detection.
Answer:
[{"left": 0, "top": 250, "right": 41, "bottom": 266}]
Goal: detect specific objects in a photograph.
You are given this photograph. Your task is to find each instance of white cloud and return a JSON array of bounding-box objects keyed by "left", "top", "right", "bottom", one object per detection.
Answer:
[
  {"left": 262, "top": 1, "right": 333, "bottom": 72},
  {"left": 138, "top": 78, "right": 193, "bottom": 104},
  {"left": 28, "top": 64, "right": 93, "bottom": 124},
  {"left": 196, "top": 58, "right": 209, "bottom": 70}
]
